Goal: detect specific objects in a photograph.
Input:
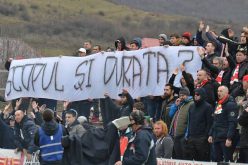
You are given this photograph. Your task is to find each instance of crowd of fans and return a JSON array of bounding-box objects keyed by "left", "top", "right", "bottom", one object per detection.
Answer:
[{"left": 0, "top": 21, "right": 248, "bottom": 165}]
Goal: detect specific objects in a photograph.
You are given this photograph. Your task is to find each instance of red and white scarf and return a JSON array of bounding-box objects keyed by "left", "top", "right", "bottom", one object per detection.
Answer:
[
  {"left": 196, "top": 79, "right": 208, "bottom": 88},
  {"left": 215, "top": 70, "right": 225, "bottom": 85},
  {"left": 215, "top": 95, "right": 229, "bottom": 114},
  {"left": 230, "top": 64, "right": 240, "bottom": 85}
]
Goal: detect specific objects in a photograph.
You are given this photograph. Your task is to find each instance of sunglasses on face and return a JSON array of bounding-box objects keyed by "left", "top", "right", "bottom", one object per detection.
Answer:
[{"left": 194, "top": 93, "right": 200, "bottom": 96}]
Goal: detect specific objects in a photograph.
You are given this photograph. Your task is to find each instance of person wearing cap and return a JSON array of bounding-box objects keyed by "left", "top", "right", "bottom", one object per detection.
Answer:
[
  {"left": 78, "top": 48, "right": 87, "bottom": 57},
  {"left": 184, "top": 88, "right": 213, "bottom": 161},
  {"left": 104, "top": 89, "right": 134, "bottom": 119},
  {"left": 129, "top": 37, "right": 142, "bottom": 50},
  {"left": 228, "top": 46, "right": 248, "bottom": 97},
  {"left": 14, "top": 110, "right": 39, "bottom": 161},
  {"left": 208, "top": 86, "right": 238, "bottom": 162},
  {"left": 115, "top": 110, "right": 157, "bottom": 165},
  {"left": 34, "top": 109, "right": 67, "bottom": 165},
  {"left": 181, "top": 32, "right": 192, "bottom": 46},
  {"left": 65, "top": 109, "right": 86, "bottom": 137},
  {"left": 169, "top": 87, "right": 193, "bottom": 159},
  {"left": 158, "top": 34, "right": 169, "bottom": 46},
  {"left": 197, "top": 45, "right": 235, "bottom": 89}
]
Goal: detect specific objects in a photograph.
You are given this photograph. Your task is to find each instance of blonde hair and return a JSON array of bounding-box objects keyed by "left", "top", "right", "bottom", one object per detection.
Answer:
[{"left": 154, "top": 120, "right": 168, "bottom": 137}]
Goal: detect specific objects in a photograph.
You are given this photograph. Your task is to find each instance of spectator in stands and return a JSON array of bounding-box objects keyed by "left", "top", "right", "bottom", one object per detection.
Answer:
[
  {"left": 154, "top": 120, "right": 173, "bottom": 158},
  {"left": 115, "top": 37, "right": 128, "bottom": 51},
  {"left": 133, "top": 101, "right": 153, "bottom": 126},
  {"left": 218, "top": 27, "right": 239, "bottom": 56},
  {"left": 65, "top": 109, "right": 86, "bottom": 137},
  {"left": 34, "top": 98, "right": 57, "bottom": 113},
  {"left": 115, "top": 110, "right": 157, "bottom": 165},
  {"left": 184, "top": 88, "right": 213, "bottom": 161},
  {"left": 169, "top": 64, "right": 195, "bottom": 96},
  {"left": 158, "top": 34, "right": 170, "bottom": 46},
  {"left": 169, "top": 87, "right": 193, "bottom": 159},
  {"left": 66, "top": 99, "right": 94, "bottom": 121},
  {"left": 229, "top": 46, "right": 248, "bottom": 96},
  {"left": 34, "top": 109, "right": 67, "bottom": 165},
  {"left": 14, "top": 110, "right": 39, "bottom": 161},
  {"left": 78, "top": 48, "right": 87, "bottom": 57},
  {"left": 200, "top": 41, "right": 220, "bottom": 72},
  {"left": 0, "top": 102, "right": 12, "bottom": 124},
  {"left": 208, "top": 86, "right": 238, "bottom": 162},
  {"left": 181, "top": 32, "right": 192, "bottom": 46},
  {"left": 92, "top": 45, "right": 102, "bottom": 53},
  {"left": 83, "top": 40, "right": 93, "bottom": 55},
  {"left": 196, "top": 21, "right": 222, "bottom": 55},
  {"left": 104, "top": 89, "right": 134, "bottom": 118},
  {"left": 160, "top": 83, "right": 177, "bottom": 128},
  {"left": 196, "top": 69, "right": 217, "bottom": 107},
  {"left": 30, "top": 100, "right": 44, "bottom": 126},
  {"left": 192, "top": 35, "right": 199, "bottom": 46},
  {"left": 238, "top": 103, "right": 248, "bottom": 163},
  {"left": 129, "top": 37, "right": 142, "bottom": 50},
  {"left": 169, "top": 33, "right": 180, "bottom": 46},
  {"left": 0, "top": 114, "right": 15, "bottom": 149},
  {"left": 197, "top": 45, "right": 235, "bottom": 88}
]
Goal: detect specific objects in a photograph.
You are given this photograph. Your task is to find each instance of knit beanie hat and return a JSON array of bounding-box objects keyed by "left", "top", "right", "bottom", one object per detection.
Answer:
[
  {"left": 179, "top": 87, "right": 190, "bottom": 96},
  {"left": 182, "top": 32, "right": 191, "bottom": 41},
  {"left": 159, "top": 34, "right": 168, "bottom": 41}
]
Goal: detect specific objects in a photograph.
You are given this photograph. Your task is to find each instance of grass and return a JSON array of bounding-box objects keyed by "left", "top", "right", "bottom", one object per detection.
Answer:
[{"left": 0, "top": 0, "right": 208, "bottom": 56}]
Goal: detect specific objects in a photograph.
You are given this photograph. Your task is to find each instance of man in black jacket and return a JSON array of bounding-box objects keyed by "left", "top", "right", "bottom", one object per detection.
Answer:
[
  {"left": 103, "top": 89, "right": 134, "bottom": 123},
  {"left": 208, "top": 86, "right": 238, "bottom": 162},
  {"left": 14, "top": 110, "right": 39, "bottom": 161},
  {"left": 196, "top": 69, "right": 217, "bottom": 108},
  {"left": 184, "top": 88, "right": 213, "bottom": 161},
  {"left": 236, "top": 75, "right": 248, "bottom": 163},
  {"left": 238, "top": 106, "right": 248, "bottom": 163},
  {"left": 160, "top": 83, "right": 177, "bottom": 128},
  {"left": 198, "top": 46, "right": 235, "bottom": 88},
  {"left": 229, "top": 47, "right": 248, "bottom": 97},
  {"left": 115, "top": 110, "right": 156, "bottom": 165}
]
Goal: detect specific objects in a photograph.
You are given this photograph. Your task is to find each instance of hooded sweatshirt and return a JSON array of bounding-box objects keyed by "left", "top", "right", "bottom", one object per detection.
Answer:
[{"left": 186, "top": 88, "right": 213, "bottom": 138}]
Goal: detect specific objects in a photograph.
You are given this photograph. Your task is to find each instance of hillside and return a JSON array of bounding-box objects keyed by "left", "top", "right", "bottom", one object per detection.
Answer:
[
  {"left": 0, "top": 0, "right": 238, "bottom": 56},
  {"left": 108, "top": 0, "right": 248, "bottom": 26}
]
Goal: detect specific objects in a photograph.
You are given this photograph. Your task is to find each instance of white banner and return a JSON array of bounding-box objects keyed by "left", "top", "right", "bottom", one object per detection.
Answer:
[
  {"left": 157, "top": 158, "right": 217, "bottom": 165},
  {"left": 5, "top": 46, "right": 202, "bottom": 101}
]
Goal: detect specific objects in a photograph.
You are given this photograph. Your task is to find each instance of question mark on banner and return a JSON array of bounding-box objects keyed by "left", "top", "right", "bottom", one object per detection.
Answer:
[{"left": 177, "top": 50, "right": 194, "bottom": 65}]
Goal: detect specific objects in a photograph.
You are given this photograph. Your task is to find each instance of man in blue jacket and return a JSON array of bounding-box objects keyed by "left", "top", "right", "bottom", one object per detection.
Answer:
[{"left": 34, "top": 109, "right": 67, "bottom": 165}]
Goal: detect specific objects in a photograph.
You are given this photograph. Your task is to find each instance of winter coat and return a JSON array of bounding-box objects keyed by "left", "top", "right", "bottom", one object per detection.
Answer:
[
  {"left": 155, "top": 135, "right": 174, "bottom": 158},
  {"left": 14, "top": 115, "right": 39, "bottom": 153},
  {"left": 209, "top": 96, "right": 238, "bottom": 142},
  {"left": 169, "top": 97, "right": 194, "bottom": 137},
  {"left": 122, "top": 126, "right": 157, "bottom": 165},
  {"left": 238, "top": 110, "right": 248, "bottom": 148},
  {"left": 67, "top": 120, "right": 86, "bottom": 138},
  {"left": 187, "top": 88, "right": 213, "bottom": 138}
]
